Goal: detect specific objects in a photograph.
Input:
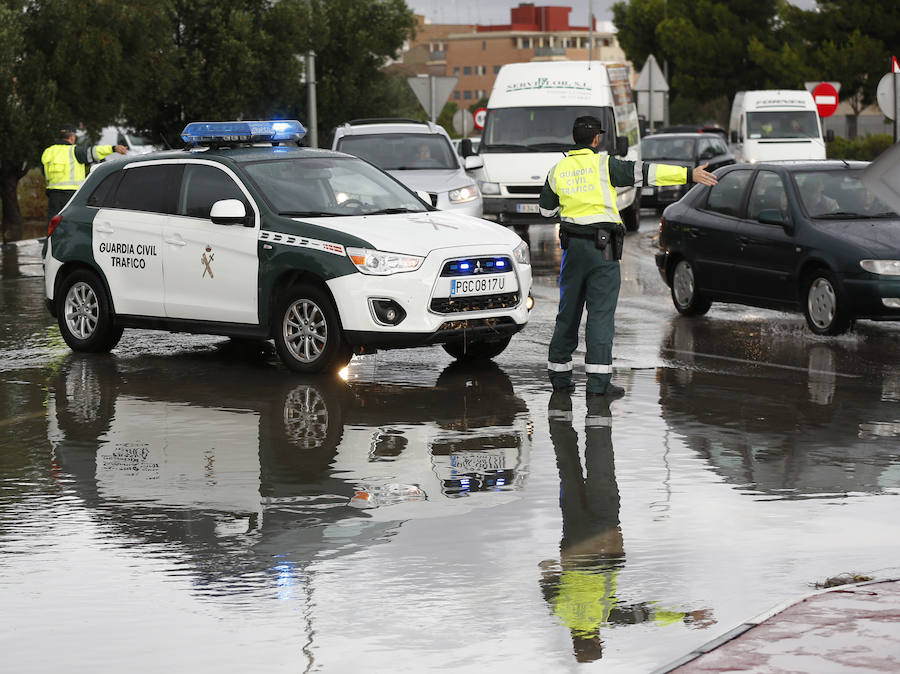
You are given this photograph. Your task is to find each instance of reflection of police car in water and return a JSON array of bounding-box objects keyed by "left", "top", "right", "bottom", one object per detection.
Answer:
[
  {"left": 47, "top": 354, "right": 532, "bottom": 585},
  {"left": 42, "top": 120, "right": 533, "bottom": 375},
  {"left": 659, "top": 318, "right": 900, "bottom": 498}
]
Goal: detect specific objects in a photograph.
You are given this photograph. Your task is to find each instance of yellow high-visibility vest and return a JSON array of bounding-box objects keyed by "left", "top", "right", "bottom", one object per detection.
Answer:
[
  {"left": 551, "top": 149, "right": 620, "bottom": 224},
  {"left": 42, "top": 143, "right": 115, "bottom": 191}
]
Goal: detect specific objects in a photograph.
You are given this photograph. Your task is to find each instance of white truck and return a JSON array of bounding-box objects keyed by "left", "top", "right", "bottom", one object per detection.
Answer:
[
  {"left": 463, "top": 61, "right": 643, "bottom": 231},
  {"left": 729, "top": 90, "right": 832, "bottom": 163}
]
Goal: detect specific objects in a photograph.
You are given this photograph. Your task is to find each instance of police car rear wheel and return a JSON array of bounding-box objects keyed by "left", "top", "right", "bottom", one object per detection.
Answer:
[
  {"left": 274, "top": 284, "right": 351, "bottom": 374},
  {"left": 58, "top": 269, "right": 123, "bottom": 352},
  {"left": 442, "top": 336, "right": 512, "bottom": 361}
]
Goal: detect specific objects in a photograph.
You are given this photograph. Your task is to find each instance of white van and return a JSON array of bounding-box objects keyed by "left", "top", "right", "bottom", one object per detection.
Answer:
[
  {"left": 729, "top": 90, "right": 832, "bottom": 163},
  {"left": 463, "top": 61, "right": 643, "bottom": 231}
]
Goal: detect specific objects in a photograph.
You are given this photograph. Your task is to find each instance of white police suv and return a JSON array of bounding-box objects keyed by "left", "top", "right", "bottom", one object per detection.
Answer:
[{"left": 42, "top": 121, "right": 533, "bottom": 374}]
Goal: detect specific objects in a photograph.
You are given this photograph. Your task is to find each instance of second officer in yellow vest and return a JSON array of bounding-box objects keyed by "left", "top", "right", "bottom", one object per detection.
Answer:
[
  {"left": 42, "top": 124, "right": 127, "bottom": 224},
  {"left": 539, "top": 116, "right": 717, "bottom": 396}
]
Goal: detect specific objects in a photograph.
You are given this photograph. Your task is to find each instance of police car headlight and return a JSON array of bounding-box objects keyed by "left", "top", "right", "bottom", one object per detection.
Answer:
[
  {"left": 478, "top": 180, "right": 500, "bottom": 195},
  {"left": 346, "top": 247, "right": 423, "bottom": 275},
  {"left": 449, "top": 185, "right": 479, "bottom": 203},
  {"left": 513, "top": 241, "right": 530, "bottom": 266},
  {"left": 861, "top": 259, "right": 900, "bottom": 275}
]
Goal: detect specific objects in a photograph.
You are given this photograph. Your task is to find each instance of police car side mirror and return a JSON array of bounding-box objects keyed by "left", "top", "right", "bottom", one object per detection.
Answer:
[
  {"left": 210, "top": 199, "right": 251, "bottom": 226},
  {"left": 464, "top": 155, "right": 484, "bottom": 170},
  {"left": 615, "top": 135, "right": 628, "bottom": 157}
]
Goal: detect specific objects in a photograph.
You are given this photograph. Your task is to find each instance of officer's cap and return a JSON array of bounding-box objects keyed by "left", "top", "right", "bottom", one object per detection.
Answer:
[
  {"left": 57, "top": 124, "right": 77, "bottom": 138},
  {"left": 573, "top": 115, "right": 604, "bottom": 137}
]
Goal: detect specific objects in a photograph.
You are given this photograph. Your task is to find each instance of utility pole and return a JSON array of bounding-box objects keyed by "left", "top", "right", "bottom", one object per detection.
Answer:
[
  {"left": 588, "top": 0, "right": 594, "bottom": 61},
  {"left": 306, "top": 50, "right": 318, "bottom": 148}
]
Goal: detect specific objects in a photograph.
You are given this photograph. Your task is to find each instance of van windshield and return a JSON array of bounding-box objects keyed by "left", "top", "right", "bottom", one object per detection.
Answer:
[
  {"left": 747, "top": 111, "right": 819, "bottom": 139},
  {"left": 481, "top": 106, "right": 616, "bottom": 153}
]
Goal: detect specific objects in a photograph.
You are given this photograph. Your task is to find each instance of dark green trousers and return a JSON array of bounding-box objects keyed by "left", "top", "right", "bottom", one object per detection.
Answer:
[
  {"left": 547, "top": 235, "right": 621, "bottom": 394},
  {"left": 46, "top": 189, "right": 74, "bottom": 223}
]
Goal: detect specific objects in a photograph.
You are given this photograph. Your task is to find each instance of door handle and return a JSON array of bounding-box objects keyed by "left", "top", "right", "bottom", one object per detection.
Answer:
[
  {"left": 165, "top": 237, "right": 186, "bottom": 247},
  {"left": 95, "top": 223, "right": 114, "bottom": 234}
]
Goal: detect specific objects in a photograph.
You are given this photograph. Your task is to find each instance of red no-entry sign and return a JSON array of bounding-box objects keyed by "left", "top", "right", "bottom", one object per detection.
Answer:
[{"left": 812, "top": 82, "right": 839, "bottom": 118}]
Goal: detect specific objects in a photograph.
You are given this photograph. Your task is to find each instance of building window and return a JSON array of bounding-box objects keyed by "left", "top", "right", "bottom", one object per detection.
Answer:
[
  {"left": 521, "top": 37, "right": 531, "bottom": 49},
  {"left": 482, "top": 40, "right": 486, "bottom": 51},
  {"left": 464, "top": 90, "right": 472, "bottom": 100},
  {"left": 453, "top": 91, "right": 460, "bottom": 100},
  {"left": 453, "top": 66, "right": 460, "bottom": 75},
  {"left": 602, "top": 38, "right": 611, "bottom": 47},
  {"left": 463, "top": 66, "right": 472, "bottom": 75},
  {"left": 493, "top": 65, "right": 501, "bottom": 74}
]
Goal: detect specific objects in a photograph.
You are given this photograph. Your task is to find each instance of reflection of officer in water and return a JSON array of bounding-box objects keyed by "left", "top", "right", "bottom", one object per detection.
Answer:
[{"left": 541, "top": 392, "right": 713, "bottom": 663}]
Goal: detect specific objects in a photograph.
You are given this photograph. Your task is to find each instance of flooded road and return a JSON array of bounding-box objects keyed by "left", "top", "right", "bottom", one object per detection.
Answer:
[{"left": 2, "top": 219, "right": 900, "bottom": 673}]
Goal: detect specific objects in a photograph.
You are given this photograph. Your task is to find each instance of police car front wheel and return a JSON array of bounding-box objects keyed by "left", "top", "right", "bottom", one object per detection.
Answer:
[
  {"left": 274, "top": 284, "right": 352, "bottom": 374},
  {"left": 57, "top": 269, "right": 123, "bottom": 353}
]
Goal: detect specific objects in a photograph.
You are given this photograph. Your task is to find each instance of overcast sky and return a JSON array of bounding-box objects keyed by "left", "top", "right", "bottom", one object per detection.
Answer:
[{"left": 407, "top": 0, "right": 816, "bottom": 26}]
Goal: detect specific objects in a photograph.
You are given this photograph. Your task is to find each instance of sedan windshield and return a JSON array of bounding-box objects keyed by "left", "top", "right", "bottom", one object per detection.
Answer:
[
  {"left": 642, "top": 136, "right": 696, "bottom": 161},
  {"left": 794, "top": 169, "right": 898, "bottom": 219},
  {"left": 481, "top": 106, "right": 617, "bottom": 153},
  {"left": 337, "top": 133, "right": 459, "bottom": 171},
  {"left": 242, "top": 156, "right": 429, "bottom": 217}
]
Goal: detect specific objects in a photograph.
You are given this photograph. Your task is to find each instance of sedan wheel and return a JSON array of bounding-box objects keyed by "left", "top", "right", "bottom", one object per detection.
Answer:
[
  {"left": 671, "top": 259, "right": 711, "bottom": 316},
  {"left": 804, "top": 271, "right": 851, "bottom": 335}
]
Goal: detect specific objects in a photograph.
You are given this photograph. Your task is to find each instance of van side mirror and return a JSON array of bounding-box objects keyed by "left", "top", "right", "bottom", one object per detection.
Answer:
[
  {"left": 463, "top": 155, "right": 484, "bottom": 170},
  {"left": 210, "top": 199, "right": 251, "bottom": 226},
  {"left": 615, "top": 135, "right": 629, "bottom": 157},
  {"left": 460, "top": 138, "right": 474, "bottom": 157},
  {"left": 826, "top": 129, "right": 835, "bottom": 143},
  {"left": 758, "top": 208, "right": 791, "bottom": 231},
  {"left": 730, "top": 130, "right": 738, "bottom": 143}
]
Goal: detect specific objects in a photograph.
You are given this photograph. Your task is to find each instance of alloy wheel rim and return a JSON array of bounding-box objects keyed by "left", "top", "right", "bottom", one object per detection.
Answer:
[
  {"left": 283, "top": 299, "right": 327, "bottom": 363},
  {"left": 64, "top": 282, "right": 99, "bottom": 340},
  {"left": 808, "top": 278, "right": 836, "bottom": 329},
  {"left": 673, "top": 261, "right": 695, "bottom": 307},
  {"left": 283, "top": 385, "right": 329, "bottom": 448}
]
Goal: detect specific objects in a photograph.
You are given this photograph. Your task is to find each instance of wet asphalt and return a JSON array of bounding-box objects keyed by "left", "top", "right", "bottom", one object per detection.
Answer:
[{"left": 1, "top": 215, "right": 899, "bottom": 673}]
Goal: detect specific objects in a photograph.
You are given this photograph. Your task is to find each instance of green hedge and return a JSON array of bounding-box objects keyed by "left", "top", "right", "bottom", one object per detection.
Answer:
[{"left": 826, "top": 134, "right": 894, "bottom": 161}]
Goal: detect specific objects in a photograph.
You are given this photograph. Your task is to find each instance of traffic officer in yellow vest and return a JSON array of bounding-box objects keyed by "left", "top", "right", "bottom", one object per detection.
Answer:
[
  {"left": 42, "top": 124, "right": 127, "bottom": 223},
  {"left": 539, "top": 116, "right": 718, "bottom": 396}
]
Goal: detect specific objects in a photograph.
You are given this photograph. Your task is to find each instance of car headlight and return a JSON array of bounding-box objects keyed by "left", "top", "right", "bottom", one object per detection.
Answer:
[
  {"left": 478, "top": 180, "right": 500, "bottom": 195},
  {"left": 346, "top": 247, "right": 424, "bottom": 275},
  {"left": 861, "top": 259, "right": 900, "bottom": 275},
  {"left": 449, "top": 185, "right": 479, "bottom": 203},
  {"left": 513, "top": 240, "right": 530, "bottom": 266}
]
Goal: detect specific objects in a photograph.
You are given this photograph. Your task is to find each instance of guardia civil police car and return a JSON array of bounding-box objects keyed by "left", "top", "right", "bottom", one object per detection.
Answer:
[{"left": 42, "top": 120, "right": 533, "bottom": 373}]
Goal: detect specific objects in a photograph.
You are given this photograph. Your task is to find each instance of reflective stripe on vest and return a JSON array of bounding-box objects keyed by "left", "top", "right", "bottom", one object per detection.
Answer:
[
  {"left": 551, "top": 149, "right": 620, "bottom": 225},
  {"left": 42, "top": 144, "right": 86, "bottom": 191}
]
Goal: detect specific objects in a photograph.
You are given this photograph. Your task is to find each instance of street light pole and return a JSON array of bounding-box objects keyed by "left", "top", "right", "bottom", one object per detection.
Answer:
[{"left": 306, "top": 50, "right": 318, "bottom": 148}]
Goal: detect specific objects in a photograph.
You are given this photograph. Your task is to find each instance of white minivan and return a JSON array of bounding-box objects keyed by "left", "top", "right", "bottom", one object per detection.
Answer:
[
  {"left": 463, "top": 61, "right": 643, "bottom": 231},
  {"left": 729, "top": 90, "right": 833, "bottom": 163}
]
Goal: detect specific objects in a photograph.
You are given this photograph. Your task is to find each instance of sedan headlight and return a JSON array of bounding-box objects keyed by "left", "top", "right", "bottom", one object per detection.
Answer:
[
  {"left": 346, "top": 247, "right": 423, "bottom": 275},
  {"left": 513, "top": 240, "right": 530, "bottom": 266},
  {"left": 449, "top": 185, "right": 479, "bottom": 203},
  {"left": 860, "top": 260, "right": 900, "bottom": 276},
  {"left": 478, "top": 180, "right": 500, "bottom": 195}
]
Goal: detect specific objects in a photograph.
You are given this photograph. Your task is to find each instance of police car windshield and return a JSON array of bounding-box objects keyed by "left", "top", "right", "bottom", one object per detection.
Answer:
[
  {"left": 337, "top": 133, "right": 459, "bottom": 171},
  {"left": 242, "top": 156, "right": 429, "bottom": 216},
  {"left": 481, "top": 106, "right": 617, "bottom": 153}
]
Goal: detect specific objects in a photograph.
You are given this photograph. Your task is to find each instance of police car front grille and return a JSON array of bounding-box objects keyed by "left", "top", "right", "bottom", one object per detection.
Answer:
[
  {"left": 440, "top": 256, "right": 513, "bottom": 277},
  {"left": 506, "top": 185, "right": 542, "bottom": 195},
  {"left": 431, "top": 292, "right": 520, "bottom": 313}
]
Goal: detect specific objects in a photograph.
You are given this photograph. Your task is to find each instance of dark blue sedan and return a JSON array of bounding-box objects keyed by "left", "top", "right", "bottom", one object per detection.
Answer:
[{"left": 655, "top": 160, "right": 900, "bottom": 335}]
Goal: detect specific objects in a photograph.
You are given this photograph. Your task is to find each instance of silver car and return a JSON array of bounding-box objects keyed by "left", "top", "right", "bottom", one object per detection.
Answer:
[{"left": 332, "top": 119, "right": 484, "bottom": 217}]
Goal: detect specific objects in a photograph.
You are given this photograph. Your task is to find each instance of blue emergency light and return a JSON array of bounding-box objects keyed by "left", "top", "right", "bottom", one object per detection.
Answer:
[{"left": 180, "top": 120, "right": 307, "bottom": 145}]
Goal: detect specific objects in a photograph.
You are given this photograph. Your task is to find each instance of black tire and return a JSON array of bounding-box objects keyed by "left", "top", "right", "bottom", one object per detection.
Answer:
[
  {"left": 442, "top": 335, "right": 512, "bottom": 361},
  {"left": 273, "top": 283, "right": 352, "bottom": 374},
  {"left": 670, "top": 259, "right": 712, "bottom": 316},
  {"left": 803, "top": 268, "right": 851, "bottom": 335},
  {"left": 57, "top": 269, "right": 123, "bottom": 352},
  {"left": 622, "top": 190, "right": 641, "bottom": 232}
]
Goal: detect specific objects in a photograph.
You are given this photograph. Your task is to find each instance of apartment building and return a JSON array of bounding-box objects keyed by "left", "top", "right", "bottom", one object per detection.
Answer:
[{"left": 398, "top": 3, "right": 628, "bottom": 105}]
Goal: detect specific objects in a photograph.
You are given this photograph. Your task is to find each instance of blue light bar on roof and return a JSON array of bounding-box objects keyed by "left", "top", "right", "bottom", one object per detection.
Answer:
[{"left": 180, "top": 120, "right": 306, "bottom": 145}]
